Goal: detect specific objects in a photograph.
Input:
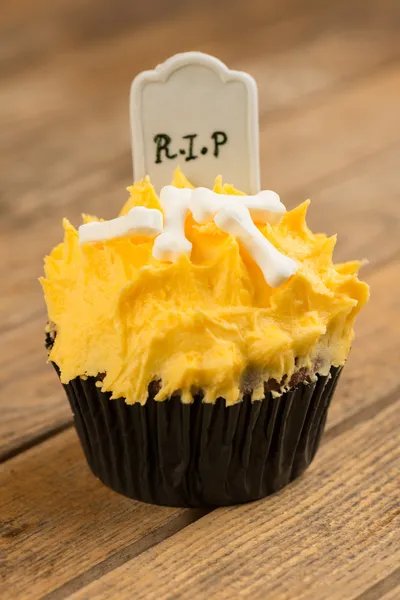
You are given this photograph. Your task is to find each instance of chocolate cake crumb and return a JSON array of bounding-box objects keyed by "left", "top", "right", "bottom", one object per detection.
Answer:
[
  {"left": 288, "top": 367, "right": 311, "bottom": 388},
  {"left": 241, "top": 367, "right": 261, "bottom": 395},
  {"left": 148, "top": 379, "right": 162, "bottom": 398},
  {"left": 263, "top": 379, "right": 281, "bottom": 394},
  {"left": 191, "top": 386, "right": 204, "bottom": 401},
  {"left": 45, "top": 322, "right": 57, "bottom": 350}
]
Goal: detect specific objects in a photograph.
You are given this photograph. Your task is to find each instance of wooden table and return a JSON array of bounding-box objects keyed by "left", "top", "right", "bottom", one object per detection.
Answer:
[{"left": 1, "top": 1, "right": 399, "bottom": 598}]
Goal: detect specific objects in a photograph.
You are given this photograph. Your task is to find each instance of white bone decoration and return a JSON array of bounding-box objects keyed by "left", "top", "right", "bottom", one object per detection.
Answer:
[
  {"left": 190, "top": 187, "right": 285, "bottom": 225},
  {"left": 78, "top": 207, "right": 163, "bottom": 244},
  {"left": 152, "top": 186, "right": 192, "bottom": 262},
  {"left": 214, "top": 204, "right": 297, "bottom": 288},
  {"left": 78, "top": 186, "right": 297, "bottom": 287}
]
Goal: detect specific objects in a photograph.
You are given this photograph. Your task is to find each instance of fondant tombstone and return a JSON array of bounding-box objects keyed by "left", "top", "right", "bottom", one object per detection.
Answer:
[{"left": 130, "top": 52, "right": 260, "bottom": 193}]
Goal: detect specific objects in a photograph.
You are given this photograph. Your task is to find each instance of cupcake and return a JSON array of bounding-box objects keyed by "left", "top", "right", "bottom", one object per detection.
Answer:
[{"left": 41, "top": 168, "right": 369, "bottom": 507}]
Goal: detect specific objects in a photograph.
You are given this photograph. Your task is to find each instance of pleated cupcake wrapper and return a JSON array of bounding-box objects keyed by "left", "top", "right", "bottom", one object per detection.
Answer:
[{"left": 57, "top": 366, "right": 342, "bottom": 507}]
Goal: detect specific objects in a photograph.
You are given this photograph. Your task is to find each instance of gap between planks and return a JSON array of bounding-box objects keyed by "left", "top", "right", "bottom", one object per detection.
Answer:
[
  {"left": 42, "top": 508, "right": 210, "bottom": 600},
  {"left": 259, "top": 52, "right": 400, "bottom": 125},
  {"left": 0, "top": 419, "right": 71, "bottom": 464},
  {"left": 354, "top": 567, "right": 400, "bottom": 600}
]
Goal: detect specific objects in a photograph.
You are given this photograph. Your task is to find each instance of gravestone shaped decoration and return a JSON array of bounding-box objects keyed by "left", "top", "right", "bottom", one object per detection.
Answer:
[{"left": 130, "top": 52, "right": 260, "bottom": 193}]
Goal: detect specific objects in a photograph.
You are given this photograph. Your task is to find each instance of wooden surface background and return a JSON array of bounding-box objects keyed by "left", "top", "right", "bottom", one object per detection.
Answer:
[{"left": 1, "top": 0, "right": 399, "bottom": 598}]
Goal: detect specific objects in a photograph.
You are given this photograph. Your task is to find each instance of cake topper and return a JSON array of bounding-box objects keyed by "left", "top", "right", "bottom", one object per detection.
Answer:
[
  {"left": 152, "top": 186, "right": 193, "bottom": 262},
  {"left": 130, "top": 52, "right": 260, "bottom": 194}
]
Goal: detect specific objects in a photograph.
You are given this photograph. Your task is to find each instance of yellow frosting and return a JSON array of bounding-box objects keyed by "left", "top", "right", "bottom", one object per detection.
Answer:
[{"left": 41, "top": 169, "right": 369, "bottom": 405}]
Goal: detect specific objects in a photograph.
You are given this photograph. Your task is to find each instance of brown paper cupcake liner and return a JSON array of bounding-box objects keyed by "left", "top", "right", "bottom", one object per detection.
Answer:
[{"left": 54, "top": 363, "right": 342, "bottom": 507}]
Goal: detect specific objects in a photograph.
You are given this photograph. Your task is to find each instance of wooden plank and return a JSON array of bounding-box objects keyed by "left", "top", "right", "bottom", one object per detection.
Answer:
[
  {"left": 68, "top": 400, "right": 400, "bottom": 600},
  {"left": 0, "top": 0, "right": 225, "bottom": 75},
  {"left": 0, "top": 317, "right": 71, "bottom": 462},
  {"left": 303, "top": 146, "right": 400, "bottom": 269},
  {"left": 2, "top": 0, "right": 366, "bottom": 77},
  {"left": 242, "top": 16, "right": 400, "bottom": 117},
  {"left": 260, "top": 61, "right": 400, "bottom": 198},
  {"left": 379, "top": 583, "right": 400, "bottom": 600},
  {"left": 0, "top": 428, "right": 205, "bottom": 599}
]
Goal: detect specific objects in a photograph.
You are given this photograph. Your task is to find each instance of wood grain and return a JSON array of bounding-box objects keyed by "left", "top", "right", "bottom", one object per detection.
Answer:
[
  {"left": 260, "top": 61, "right": 400, "bottom": 199},
  {"left": 0, "top": 427, "right": 206, "bottom": 599},
  {"left": 69, "top": 400, "right": 400, "bottom": 600},
  {"left": 4, "top": 0, "right": 381, "bottom": 81},
  {"left": 304, "top": 145, "right": 400, "bottom": 269}
]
